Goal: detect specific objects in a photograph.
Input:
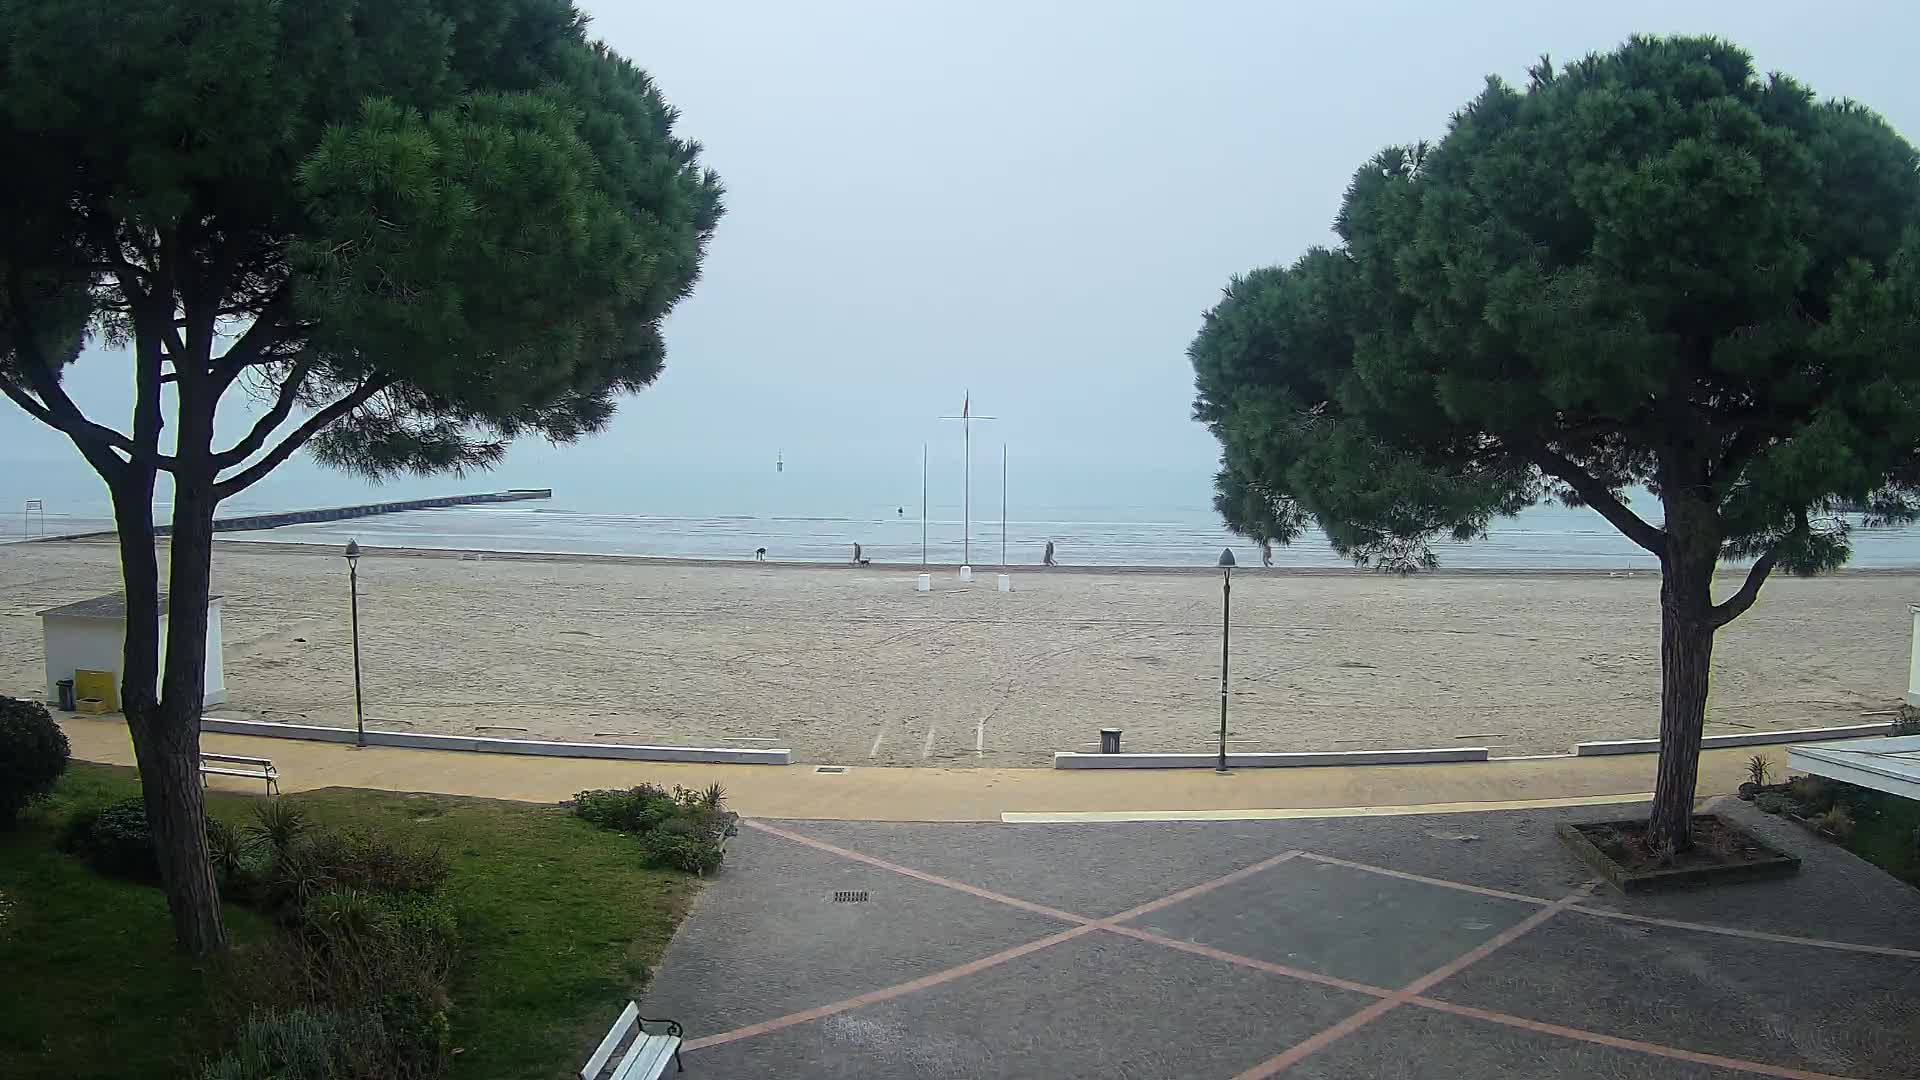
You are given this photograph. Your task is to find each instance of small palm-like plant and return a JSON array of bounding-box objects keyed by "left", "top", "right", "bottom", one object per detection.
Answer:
[
  {"left": 205, "top": 817, "right": 252, "bottom": 887},
  {"left": 701, "top": 783, "right": 727, "bottom": 810},
  {"left": 248, "top": 800, "right": 308, "bottom": 856},
  {"left": 1745, "top": 755, "right": 1772, "bottom": 788}
]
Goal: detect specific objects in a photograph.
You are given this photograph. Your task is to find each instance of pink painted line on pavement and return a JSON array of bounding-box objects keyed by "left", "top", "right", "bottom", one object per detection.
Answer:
[
  {"left": 680, "top": 924, "right": 1097, "bottom": 1052},
  {"left": 1567, "top": 905, "right": 1920, "bottom": 960},
  {"left": 1105, "top": 850, "right": 1300, "bottom": 923},
  {"left": 1409, "top": 997, "right": 1859, "bottom": 1080},
  {"left": 743, "top": 819, "right": 1091, "bottom": 925},
  {"left": 1306, "top": 849, "right": 1920, "bottom": 962},
  {"left": 703, "top": 824, "right": 1895, "bottom": 1079},
  {"left": 1294, "top": 851, "right": 1555, "bottom": 905},
  {"left": 689, "top": 833, "right": 1310, "bottom": 1055},
  {"left": 1231, "top": 885, "right": 1596, "bottom": 1080},
  {"left": 1104, "top": 925, "right": 1394, "bottom": 999}
]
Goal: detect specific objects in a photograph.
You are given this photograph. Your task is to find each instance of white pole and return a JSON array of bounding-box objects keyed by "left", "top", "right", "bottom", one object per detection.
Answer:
[
  {"left": 921, "top": 443, "right": 928, "bottom": 566},
  {"left": 1001, "top": 443, "right": 1007, "bottom": 567},
  {"left": 963, "top": 415, "right": 971, "bottom": 566}
]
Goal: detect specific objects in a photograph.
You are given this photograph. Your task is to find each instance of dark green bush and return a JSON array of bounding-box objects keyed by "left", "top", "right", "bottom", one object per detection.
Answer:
[
  {"left": 570, "top": 783, "right": 676, "bottom": 832},
  {"left": 81, "top": 796, "right": 160, "bottom": 880},
  {"left": 0, "top": 695, "right": 69, "bottom": 827},
  {"left": 573, "top": 784, "right": 737, "bottom": 873},
  {"left": 639, "top": 815, "right": 729, "bottom": 875},
  {"left": 264, "top": 828, "right": 449, "bottom": 915},
  {"left": 376, "top": 989, "right": 452, "bottom": 1078}
]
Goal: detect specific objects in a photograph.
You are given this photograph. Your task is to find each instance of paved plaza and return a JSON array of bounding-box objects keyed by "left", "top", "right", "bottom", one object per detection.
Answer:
[{"left": 645, "top": 801, "right": 1920, "bottom": 1079}]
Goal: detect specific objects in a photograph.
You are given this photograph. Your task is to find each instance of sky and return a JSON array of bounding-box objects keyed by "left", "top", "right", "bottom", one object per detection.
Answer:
[{"left": 4, "top": 0, "right": 1918, "bottom": 517}]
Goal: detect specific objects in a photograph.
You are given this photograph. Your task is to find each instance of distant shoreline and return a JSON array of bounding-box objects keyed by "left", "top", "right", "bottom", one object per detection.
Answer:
[{"left": 14, "top": 534, "right": 1878, "bottom": 578}]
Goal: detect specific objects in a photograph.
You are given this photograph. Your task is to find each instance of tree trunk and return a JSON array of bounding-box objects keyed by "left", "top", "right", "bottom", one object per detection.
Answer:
[
  {"left": 152, "top": 386, "right": 227, "bottom": 955},
  {"left": 110, "top": 469, "right": 227, "bottom": 955},
  {"left": 1648, "top": 496, "right": 1719, "bottom": 852}
]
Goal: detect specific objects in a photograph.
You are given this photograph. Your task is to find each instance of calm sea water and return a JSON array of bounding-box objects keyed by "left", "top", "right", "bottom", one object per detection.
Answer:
[{"left": 6, "top": 456, "right": 1920, "bottom": 568}]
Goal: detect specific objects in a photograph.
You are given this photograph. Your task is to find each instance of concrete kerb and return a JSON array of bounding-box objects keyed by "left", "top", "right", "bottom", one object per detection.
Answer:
[
  {"left": 1574, "top": 722, "right": 1891, "bottom": 757},
  {"left": 1053, "top": 748, "right": 1489, "bottom": 770},
  {"left": 198, "top": 717, "right": 790, "bottom": 765}
]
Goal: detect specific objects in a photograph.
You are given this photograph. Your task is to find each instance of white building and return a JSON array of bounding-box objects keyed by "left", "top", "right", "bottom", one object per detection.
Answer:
[{"left": 39, "top": 593, "right": 227, "bottom": 709}]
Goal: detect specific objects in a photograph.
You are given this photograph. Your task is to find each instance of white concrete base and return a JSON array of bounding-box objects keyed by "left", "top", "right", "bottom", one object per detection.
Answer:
[
  {"left": 199, "top": 717, "right": 790, "bottom": 764},
  {"left": 1053, "top": 747, "right": 1489, "bottom": 769},
  {"left": 959, "top": 565, "right": 973, "bottom": 582},
  {"left": 997, "top": 574, "right": 1011, "bottom": 592},
  {"left": 916, "top": 573, "right": 931, "bottom": 592},
  {"left": 1573, "top": 722, "right": 1891, "bottom": 757}
]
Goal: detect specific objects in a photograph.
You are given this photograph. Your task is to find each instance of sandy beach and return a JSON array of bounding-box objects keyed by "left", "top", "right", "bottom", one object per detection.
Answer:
[{"left": 1, "top": 539, "right": 1912, "bottom": 767}]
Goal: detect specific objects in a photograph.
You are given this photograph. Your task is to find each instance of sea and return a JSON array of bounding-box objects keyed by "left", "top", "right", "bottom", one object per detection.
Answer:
[{"left": 5, "top": 457, "right": 1920, "bottom": 570}]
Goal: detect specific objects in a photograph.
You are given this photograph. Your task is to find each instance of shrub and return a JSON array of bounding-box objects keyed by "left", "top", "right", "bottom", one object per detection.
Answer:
[
  {"left": 1786, "top": 775, "right": 1834, "bottom": 813},
  {"left": 1754, "top": 793, "right": 1793, "bottom": 815},
  {"left": 199, "top": 1007, "right": 396, "bottom": 1080},
  {"left": 1817, "top": 804, "right": 1856, "bottom": 840},
  {"left": 640, "top": 813, "right": 733, "bottom": 875},
  {"left": 264, "top": 828, "right": 449, "bottom": 915},
  {"left": 0, "top": 696, "right": 69, "bottom": 827},
  {"left": 1745, "top": 754, "right": 1772, "bottom": 787},
  {"left": 575, "top": 784, "right": 737, "bottom": 873},
  {"left": 81, "top": 796, "right": 160, "bottom": 880},
  {"left": 377, "top": 989, "right": 452, "bottom": 1078},
  {"left": 248, "top": 800, "right": 309, "bottom": 857},
  {"left": 571, "top": 784, "right": 676, "bottom": 833},
  {"left": 207, "top": 817, "right": 255, "bottom": 892}
]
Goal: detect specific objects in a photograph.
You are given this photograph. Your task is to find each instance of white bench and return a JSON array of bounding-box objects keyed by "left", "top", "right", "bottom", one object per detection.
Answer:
[
  {"left": 581, "top": 1001, "right": 683, "bottom": 1079},
  {"left": 199, "top": 753, "right": 280, "bottom": 795}
]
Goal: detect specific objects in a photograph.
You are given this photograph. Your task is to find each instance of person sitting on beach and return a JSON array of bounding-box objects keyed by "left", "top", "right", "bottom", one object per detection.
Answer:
[
  {"left": 1043, "top": 541, "right": 1056, "bottom": 567},
  {"left": 755, "top": 547, "right": 767, "bottom": 561}
]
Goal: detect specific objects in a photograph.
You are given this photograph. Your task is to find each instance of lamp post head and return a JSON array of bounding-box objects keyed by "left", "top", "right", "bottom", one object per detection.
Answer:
[
  {"left": 1217, "top": 548, "right": 1236, "bottom": 568},
  {"left": 344, "top": 539, "right": 361, "bottom": 566}
]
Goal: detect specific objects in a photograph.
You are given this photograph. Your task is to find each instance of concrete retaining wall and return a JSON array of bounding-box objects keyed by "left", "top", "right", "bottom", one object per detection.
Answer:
[
  {"left": 1053, "top": 747, "right": 1489, "bottom": 770},
  {"left": 200, "top": 717, "right": 789, "bottom": 765},
  {"left": 1574, "top": 722, "right": 1891, "bottom": 757}
]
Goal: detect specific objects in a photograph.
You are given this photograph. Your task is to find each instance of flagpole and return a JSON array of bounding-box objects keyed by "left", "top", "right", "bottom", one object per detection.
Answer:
[
  {"left": 1001, "top": 443, "right": 1007, "bottom": 567},
  {"left": 963, "top": 412, "right": 971, "bottom": 566},
  {"left": 921, "top": 442, "right": 928, "bottom": 566}
]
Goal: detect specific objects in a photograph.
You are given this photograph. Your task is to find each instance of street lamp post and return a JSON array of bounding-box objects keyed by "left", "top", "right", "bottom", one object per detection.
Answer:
[
  {"left": 345, "top": 539, "right": 365, "bottom": 748},
  {"left": 1217, "top": 547, "right": 1235, "bottom": 774}
]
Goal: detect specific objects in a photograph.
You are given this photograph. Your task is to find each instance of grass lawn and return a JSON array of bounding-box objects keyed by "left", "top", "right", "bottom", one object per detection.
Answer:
[{"left": 0, "top": 764, "right": 699, "bottom": 1080}]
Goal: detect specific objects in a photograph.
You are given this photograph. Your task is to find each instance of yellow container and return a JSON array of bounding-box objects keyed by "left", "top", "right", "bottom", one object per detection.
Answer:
[
  {"left": 73, "top": 669, "right": 117, "bottom": 712},
  {"left": 76, "top": 698, "right": 111, "bottom": 715}
]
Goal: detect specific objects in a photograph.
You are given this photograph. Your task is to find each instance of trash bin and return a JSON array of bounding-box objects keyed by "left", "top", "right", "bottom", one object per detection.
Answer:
[
  {"left": 1100, "top": 728, "right": 1122, "bottom": 754},
  {"left": 56, "top": 678, "right": 75, "bottom": 711}
]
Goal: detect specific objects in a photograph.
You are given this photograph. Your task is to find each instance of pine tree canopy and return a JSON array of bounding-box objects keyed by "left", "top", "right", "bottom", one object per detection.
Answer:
[
  {"left": 1191, "top": 35, "right": 1920, "bottom": 585},
  {"left": 0, "top": 0, "right": 723, "bottom": 488}
]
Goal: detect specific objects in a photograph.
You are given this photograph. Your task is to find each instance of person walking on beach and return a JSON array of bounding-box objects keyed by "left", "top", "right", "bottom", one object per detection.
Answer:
[
  {"left": 852, "top": 542, "right": 862, "bottom": 565},
  {"left": 1043, "top": 540, "right": 1056, "bottom": 567},
  {"left": 1261, "top": 539, "right": 1273, "bottom": 568}
]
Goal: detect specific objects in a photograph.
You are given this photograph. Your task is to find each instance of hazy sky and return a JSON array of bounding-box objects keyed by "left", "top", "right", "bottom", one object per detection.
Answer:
[{"left": 5, "top": 1, "right": 1918, "bottom": 508}]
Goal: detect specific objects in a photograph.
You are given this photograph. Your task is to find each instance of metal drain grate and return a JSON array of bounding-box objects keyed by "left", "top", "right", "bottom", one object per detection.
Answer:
[
  {"left": 815, "top": 765, "right": 847, "bottom": 774},
  {"left": 832, "top": 890, "right": 870, "bottom": 903}
]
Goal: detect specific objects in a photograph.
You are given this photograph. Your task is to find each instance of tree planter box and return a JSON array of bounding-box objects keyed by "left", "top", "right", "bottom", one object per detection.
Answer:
[{"left": 1557, "top": 815, "right": 1801, "bottom": 893}]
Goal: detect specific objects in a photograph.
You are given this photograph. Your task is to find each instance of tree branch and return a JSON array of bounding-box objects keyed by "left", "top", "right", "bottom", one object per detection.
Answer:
[
  {"left": 212, "top": 357, "right": 315, "bottom": 468},
  {"left": 1709, "top": 546, "right": 1780, "bottom": 629},
  {"left": 2, "top": 282, "right": 161, "bottom": 470},
  {"left": 1528, "top": 446, "right": 1667, "bottom": 556},
  {"left": 213, "top": 377, "right": 393, "bottom": 499}
]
